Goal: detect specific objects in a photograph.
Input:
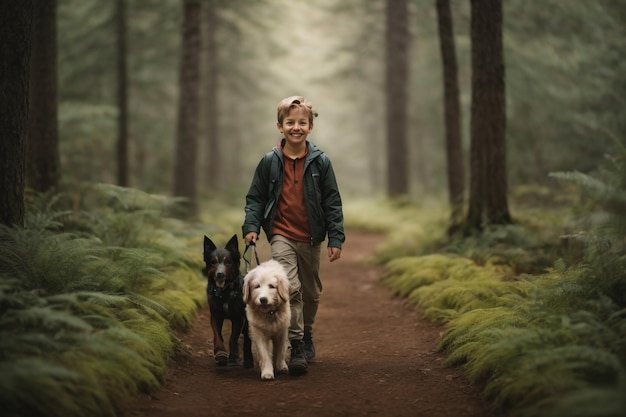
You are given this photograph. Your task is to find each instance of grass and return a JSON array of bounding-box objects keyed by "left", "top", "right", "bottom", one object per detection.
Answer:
[
  {"left": 372, "top": 186, "right": 626, "bottom": 417},
  {"left": 0, "top": 184, "right": 247, "bottom": 417},
  {"left": 3, "top": 181, "right": 624, "bottom": 417}
]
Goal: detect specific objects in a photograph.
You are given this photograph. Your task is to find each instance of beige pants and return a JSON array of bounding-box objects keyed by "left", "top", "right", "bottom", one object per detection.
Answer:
[{"left": 270, "top": 235, "right": 322, "bottom": 341}]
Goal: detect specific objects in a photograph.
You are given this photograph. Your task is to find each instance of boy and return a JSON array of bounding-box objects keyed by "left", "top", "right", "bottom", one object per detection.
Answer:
[{"left": 242, "top": 96, "right": 345, "bottom": 376}]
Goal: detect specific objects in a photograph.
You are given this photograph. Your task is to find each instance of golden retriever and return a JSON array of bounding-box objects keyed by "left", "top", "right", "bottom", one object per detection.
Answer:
[{"left": 243, "top": 259, "right": 291, "bottom": 380}]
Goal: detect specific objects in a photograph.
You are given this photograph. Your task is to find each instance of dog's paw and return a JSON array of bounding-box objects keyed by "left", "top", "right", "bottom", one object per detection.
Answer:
[
  {"left": 276, "top": 361, "right": 289, "bottom": 374},
  {"left": 260, "top": 367, "right": 275, "bottom": 380}
]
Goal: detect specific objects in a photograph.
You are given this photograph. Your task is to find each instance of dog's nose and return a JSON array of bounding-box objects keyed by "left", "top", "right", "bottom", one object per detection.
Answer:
[
  {"left": 259, "top": 297, "right": 268, "bottom": 305},
  {"left": 216, "top": 272, "right": 225, "bottom": 279}
]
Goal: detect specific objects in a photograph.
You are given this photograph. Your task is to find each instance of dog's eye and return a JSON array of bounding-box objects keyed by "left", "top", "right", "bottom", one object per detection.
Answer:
[{"left": 269, "top": 284, "right": 276, "bottom": 289}]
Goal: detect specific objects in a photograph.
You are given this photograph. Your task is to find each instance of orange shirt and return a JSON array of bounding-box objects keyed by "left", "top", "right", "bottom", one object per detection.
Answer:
[{"left": 272, "top": 152, "right": 310, "bottom": 242}]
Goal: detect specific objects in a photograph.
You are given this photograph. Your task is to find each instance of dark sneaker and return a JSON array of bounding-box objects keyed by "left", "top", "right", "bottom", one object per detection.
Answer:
[
  {"left": 303, "top": 329, "right": 316, "bottom": 361},
  {"left": 289, "top": 339, "right": 308, "bottom": 376},
  {"left": 214, "top": 348, "right": 228, "bottom": 366}
]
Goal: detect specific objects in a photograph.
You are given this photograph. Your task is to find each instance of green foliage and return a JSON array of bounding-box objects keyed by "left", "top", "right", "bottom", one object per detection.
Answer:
[
  {"left": 551, "top": 138, "right": 626, "bottom": 242},
  {"left": 383, "top": 254, "right": 475, "bottom": 297},
  {"left": 379, "top": 142, "right": 626, "bottom": 417},
  {"left": 0, "top": 185, "right": 207, "bottom": 417},
  {"left": 58, "top": 0, "right": 180, "bottom": 190},
  {"left": 56, "top": 0, "right": 280, "bottom": 193},
  {"left": 445, "top": 223, "right": 559, "bottom": 275},
  {"left": 411, "top": 275, "right": 523, "bottom": 323},
  {"left": 504, "top": 0, "right": 625, "bottom": 184},
  {"left": 343, "top": 197, "right": 451, "bottom": 264},
  {"left": 384, "top": 248, "right": 626, "bottom": 416},
  {"left": 469, "top": 310, "right": 626, "bottom": 414}
]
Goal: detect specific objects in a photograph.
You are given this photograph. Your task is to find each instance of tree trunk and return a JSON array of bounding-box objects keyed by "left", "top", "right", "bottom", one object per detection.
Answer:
[
  {"left": 173, "top": 0, "right": 201, "bottom": 216},
  {"left": 466, "top": 0, "right": 511, "bottom": 230},
  {"left": 204, "top": 1, "right": 219, "bottom": 191},
  {"left": 116, "top": 0, "right": 129, "bottom": 187},
  {"left": 385, "top": 0, "right": 409, "bottom": 197},
  {"left": 1, "top": 2, "right": 33, "bottom": 227},
  {"left": 436, "top": 0, "right": 465, "bottom": 232},
  {"left": 27, "top": 0, "right": 60, "bottom": 194}
]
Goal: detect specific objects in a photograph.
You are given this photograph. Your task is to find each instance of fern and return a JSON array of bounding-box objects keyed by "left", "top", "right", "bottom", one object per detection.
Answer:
[
  {"left": 382, "top": 255, "right": 476, "bottom": 297},
  {"left": 519, "top": 384, "right": 626, "bottom": 417},
  {"left": 0, "top": 184, "right": 210, "bottom": 417},
  {"left": 412, "top": 278, "right": 522, "bottom": 322},
  {"left": 484, "top": 344, "right": 622, "bottom": 411},
  {"left": 0, "top": 332, "right": 65, "bottom": 357},
  {"left": 440, "top": 308, "right": 532, "bottom": 366},
  {"left": 0, "top": 358, "right": 109, "bottom": 417},
  {"left": 550, "top": 137, "right": 626, "bottom": 242},
  {"left": 1, "top": 306, "right": 93, "bottom": 333}
]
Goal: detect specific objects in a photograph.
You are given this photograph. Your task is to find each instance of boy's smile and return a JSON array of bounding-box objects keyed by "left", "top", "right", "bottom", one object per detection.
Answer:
[{"left": 277, "top": 107, "right": 313, "bottom": 156}]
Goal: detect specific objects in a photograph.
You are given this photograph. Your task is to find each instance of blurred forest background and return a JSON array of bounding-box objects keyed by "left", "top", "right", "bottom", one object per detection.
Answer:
[
  {"left": 1, "top": 1, "right": 625, "bottom": 417},
  {"left": 53, "top": 0, "right": 623, "bottom": 199}
]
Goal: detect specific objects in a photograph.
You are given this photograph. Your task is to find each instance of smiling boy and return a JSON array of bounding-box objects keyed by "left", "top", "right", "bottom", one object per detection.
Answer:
[{"left": 242, "top": 96, "right": 345, "bottom": 376}]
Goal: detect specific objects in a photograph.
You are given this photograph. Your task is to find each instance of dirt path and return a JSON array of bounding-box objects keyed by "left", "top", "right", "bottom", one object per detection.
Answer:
[{"left": 124, "top": 232, "right": 496, "bottom": 417}]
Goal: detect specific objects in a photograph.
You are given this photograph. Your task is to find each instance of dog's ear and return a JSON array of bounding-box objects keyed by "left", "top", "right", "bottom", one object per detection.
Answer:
[
  {"left": 277, "top": 273, "right": 290, "bottom": 304},
  {"left": 204, "top": 236, "right": 217, "bottom": 257},
  {"left": 242, "top": 271, "right": 253, "bottom": 303},
  {"left": 225, "top": 234, "right": 239, "bottom": 255}
]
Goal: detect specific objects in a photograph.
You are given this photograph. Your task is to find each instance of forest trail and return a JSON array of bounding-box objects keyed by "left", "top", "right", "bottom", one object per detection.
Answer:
[{"left": 124, "top": 232, "right": 496, "bottom": 417}]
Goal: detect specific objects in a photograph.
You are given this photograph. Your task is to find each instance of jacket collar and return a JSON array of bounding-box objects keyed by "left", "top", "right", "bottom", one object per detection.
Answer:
[{"left": 274, "top": 140, "right": 322, "bottom": 162}]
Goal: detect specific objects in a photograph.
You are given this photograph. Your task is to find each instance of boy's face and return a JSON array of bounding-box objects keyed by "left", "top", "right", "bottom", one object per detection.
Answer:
[{"left": 277, "top": 107, "right": 313, "bottom": 148}]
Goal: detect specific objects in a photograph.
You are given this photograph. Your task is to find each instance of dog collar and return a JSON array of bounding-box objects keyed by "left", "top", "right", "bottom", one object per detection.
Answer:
[
  {"left": 209, "top": 281, "right": 241, "bottom": 300},
  {"left": 264, "top": 306, "right": 281, "bottom": 316}
]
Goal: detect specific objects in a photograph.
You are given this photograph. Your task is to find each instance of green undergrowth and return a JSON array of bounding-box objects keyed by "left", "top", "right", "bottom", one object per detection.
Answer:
[
  {"left": 382, "top": 239, "right": 625, "bottom": 417},
  {"left": 0, "top": 184, "right": 239, "bottom": 417},
  {"left": 372, "top": 164, "right": 626, "bottom": 416},
  {"left": 344, "top": 196, "right": 449, "bottom": 262}
]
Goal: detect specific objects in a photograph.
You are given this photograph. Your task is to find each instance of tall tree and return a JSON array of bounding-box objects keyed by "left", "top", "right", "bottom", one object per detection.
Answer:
[
  {"left": 115, "top": 0, "right": 129, "bottom": 187},
  {"left": 1, "top": 1, "right": 34, "bottom": 227},
  {"left": 385, "top": 0, "right": 409, "bottom": 197},
  {"left": 27, "top": 0, "right": 60, "bottom": 194},
  {"left": 436, "top": 0, "right": 465, "bottom": 232},
  {"left": 466, "top": 0, "right": 511, "bottom": 230},
  {"left": 203, "top": 0, "right": 219, "bottom": 191},
  {"left": 173, "top": 0, "right": 201, "bottom": 215}
]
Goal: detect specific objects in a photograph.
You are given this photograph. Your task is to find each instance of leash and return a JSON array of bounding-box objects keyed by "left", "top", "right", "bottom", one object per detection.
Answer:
[{"left": 242, "top": 240, "right": 261, "bottom": 273}]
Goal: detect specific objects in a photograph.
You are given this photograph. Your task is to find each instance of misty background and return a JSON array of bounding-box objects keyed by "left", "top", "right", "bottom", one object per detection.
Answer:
[{"left": 56, "top": 0, "right": 622, "bottom": 198}]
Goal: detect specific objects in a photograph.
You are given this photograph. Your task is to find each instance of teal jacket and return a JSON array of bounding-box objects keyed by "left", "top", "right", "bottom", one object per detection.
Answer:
[{"left": 242, "top": 140, "right": 345, "bottom": 248}]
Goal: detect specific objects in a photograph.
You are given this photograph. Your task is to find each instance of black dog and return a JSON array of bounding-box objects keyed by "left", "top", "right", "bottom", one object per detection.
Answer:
[{"left": 203, "top": 234, "right": 253, "bottom": 367}]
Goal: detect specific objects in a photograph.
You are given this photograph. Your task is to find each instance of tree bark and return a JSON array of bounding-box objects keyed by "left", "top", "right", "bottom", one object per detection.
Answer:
[
  {"left": 385, "top": 0, "right": 409, "bottom": 197},
  {"left": 1, "top": 2, "right": 33, "bottom": 227},
  {"left": 466, "top": 0, "right": 511, "bottom": 230},
  {"left": 27, "top": 0, "right": 60, "bottom": 194},
  {"left": 436, "top": 0, "right": 465, "bottom": 232},
  {"left": 116, "top": 0, "right": 129, "bottom": 187},
  {"left": 173, "top": 0, "right": 201, "bottom": 216},
  {"left": 204, "top": 1, "right": 219, "bottom": 191}
]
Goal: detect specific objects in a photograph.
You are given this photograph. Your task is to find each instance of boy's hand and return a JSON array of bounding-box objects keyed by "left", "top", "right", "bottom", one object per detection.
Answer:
[
  {"left": 244, "top": 232, "right": 258, "bottom": 246},
  {"left": 328, "top": 246, "right": 341, "bottom": 262}
]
